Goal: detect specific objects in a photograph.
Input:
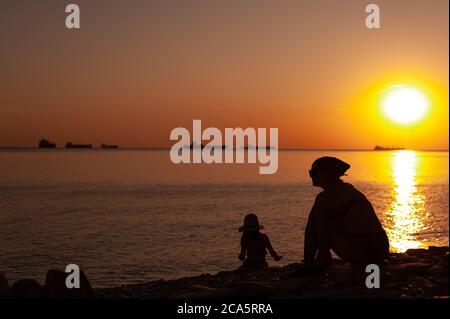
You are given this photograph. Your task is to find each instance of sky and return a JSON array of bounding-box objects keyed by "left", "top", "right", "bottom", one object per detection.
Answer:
[{"left": 0, "top": 0, "right": 448, "bottom": 149}]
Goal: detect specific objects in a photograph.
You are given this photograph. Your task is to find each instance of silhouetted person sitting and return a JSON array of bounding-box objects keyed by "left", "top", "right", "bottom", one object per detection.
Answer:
[
  {"left": 238, "top": 213, "right": 282, "bottom": 270},
  {"left": 299, "top": 157, "right": 389, "bottom": 275}
]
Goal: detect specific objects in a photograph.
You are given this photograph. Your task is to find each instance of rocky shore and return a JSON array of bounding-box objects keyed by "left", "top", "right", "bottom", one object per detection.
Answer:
[{"left": 97, "top": 247, "right": 449, "bottom": 299}]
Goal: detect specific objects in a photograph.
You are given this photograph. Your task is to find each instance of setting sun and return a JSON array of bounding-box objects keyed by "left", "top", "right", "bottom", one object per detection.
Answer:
[{"left": 382, "top": 86, "right": 429, "bottom": 125}]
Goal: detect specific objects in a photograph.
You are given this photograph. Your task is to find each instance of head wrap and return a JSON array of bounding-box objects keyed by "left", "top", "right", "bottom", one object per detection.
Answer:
[{"left": 311, "top": 157, "right": 350, "bottom": 178}]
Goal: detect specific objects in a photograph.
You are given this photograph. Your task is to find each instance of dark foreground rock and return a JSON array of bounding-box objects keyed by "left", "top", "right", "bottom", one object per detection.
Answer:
[{"left": 96, "top": 247, "right": 449, "bottom": 299}]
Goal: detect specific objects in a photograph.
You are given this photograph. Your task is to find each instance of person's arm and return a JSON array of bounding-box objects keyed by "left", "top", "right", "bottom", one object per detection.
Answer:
[
  {"left": 304, "top": 195, "right": 331, "bottom": 265},
  {"left": 304, "top": 208, "right": 318, "bottom": 266},
  {"left": 239, "top": 238, "right": 246, "bottom": 261},
  {"left": 313, "top": 198, "right": 331, "bottom": 250},
  {"left": 265, "top": 235, "right": 282, "bottom": 261}
]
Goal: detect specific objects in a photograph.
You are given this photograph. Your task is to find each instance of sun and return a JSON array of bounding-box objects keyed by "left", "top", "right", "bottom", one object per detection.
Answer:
[{"left": 382, "top": 85, "right": 429, "bottom": 125}]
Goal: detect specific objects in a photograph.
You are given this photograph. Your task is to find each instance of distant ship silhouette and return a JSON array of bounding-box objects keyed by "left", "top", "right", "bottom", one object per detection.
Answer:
[
  {"left": 242, "top": 145, "right": 276, "bottom": 150},
  {"left": 373, "top": 145, "right": 405, "bottom": 151},
  {"left": 66, "top": 142, "right": 92, "bottom": 149},
  {"left": 101, "top": 143, "right": 119, "bottom": 149},
  {"left": 186, "top": 143, "right": 273, "bottom": 150},
  {"left": 187, "top": 143, "right": 226, "bottom": 150},
  {"left": 38, "top": 138, "right": 56, "bottom": 148}
]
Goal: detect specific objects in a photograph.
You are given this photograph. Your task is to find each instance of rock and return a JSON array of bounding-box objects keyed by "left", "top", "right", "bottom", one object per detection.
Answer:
[
  {"left": 385, "top": 281, "right": 400, "bottom": 290},
  {"left": 429, "top": 264, "right": 449, "bottom": 277},
  {"left": 410, "top": 276, "right": 431, "bottom": 288},
  {"left": 428, "top": 246, "right": 449, "bottom": 255},
  {"left": 0, "top": 272, "right": 9, "bottom": 297},
  {"left": 406, "top": 248, "right": 428, "bottom": 256},
  {"left": 428, "top": 279, "right": 449, "bottom": 296},
  {"left": 387, "top": 262, "right": 430, "bottom": 275},
  {"left": 388, "top": 255, "right": 416, "bottom": 264},
  {"left": 267, "top": 265, "right": 283, "bottom": 270}
]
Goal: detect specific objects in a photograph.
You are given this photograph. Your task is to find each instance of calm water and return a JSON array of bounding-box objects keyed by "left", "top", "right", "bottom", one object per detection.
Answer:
[{"left": 0, "top": 150, "right": 448, "bottom": 287}]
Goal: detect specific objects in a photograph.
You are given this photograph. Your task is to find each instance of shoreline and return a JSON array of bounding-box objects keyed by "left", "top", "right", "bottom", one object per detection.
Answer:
[{"left": 96, "top": 246, "right": 449, "bottom": 299}]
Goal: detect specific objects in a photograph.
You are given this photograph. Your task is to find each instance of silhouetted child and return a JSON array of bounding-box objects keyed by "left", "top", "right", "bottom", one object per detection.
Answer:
[{"left": 238, "top": 213, "right": 282, "bottom": 269}]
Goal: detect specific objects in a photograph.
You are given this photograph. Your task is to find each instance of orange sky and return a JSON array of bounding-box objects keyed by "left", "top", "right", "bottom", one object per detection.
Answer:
[{"left": 0, "top": 0, "right": 448, "bottom": 149}]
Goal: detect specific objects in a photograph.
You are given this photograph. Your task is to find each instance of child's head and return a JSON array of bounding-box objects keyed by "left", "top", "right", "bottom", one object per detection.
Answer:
[
  {"left": 239, "top": 213, "right": 264, "bottom": 244},
  {"left": 239, "top": 213, "right": 264, "bottom": 233}
]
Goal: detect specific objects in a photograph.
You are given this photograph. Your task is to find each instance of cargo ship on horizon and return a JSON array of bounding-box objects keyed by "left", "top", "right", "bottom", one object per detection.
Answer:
[
  {"left": 101, "top": 143, "right": 119, "bottom": 149},
  {"left": 65, "top": 142, "right": 92, "bottom": 149},
  {"left": 373, "top": 145, "right": 405, "bottom": 151},
  {"left": 38, "top": 138, "right": 56, "bottom": 148}
]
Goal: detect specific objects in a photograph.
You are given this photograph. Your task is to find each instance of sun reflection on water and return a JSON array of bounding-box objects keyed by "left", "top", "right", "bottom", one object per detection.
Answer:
[{"left": 385, "top": 150, "right": 428, "bottom": 253}]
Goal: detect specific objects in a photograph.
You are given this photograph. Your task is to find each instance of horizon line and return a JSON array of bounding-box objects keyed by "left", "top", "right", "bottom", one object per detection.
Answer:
[{"left": 0, "top": 146, "right": 448, "bottom": 152}]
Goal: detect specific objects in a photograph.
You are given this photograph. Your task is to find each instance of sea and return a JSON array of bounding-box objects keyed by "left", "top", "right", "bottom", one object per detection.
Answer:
[{"left": 0, "top": 149, "right": 448, "bottom": 287}]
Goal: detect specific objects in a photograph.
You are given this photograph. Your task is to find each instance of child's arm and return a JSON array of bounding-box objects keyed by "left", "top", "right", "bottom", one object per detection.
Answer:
[{"left": 265, "top": 235, "right": 282, "bottom": 261}]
